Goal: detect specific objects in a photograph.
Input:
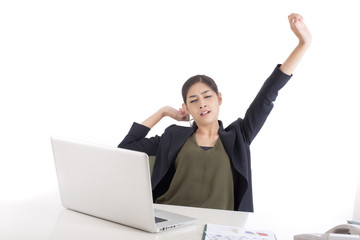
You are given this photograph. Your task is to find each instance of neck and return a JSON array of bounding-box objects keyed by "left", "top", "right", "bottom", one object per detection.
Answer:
[{"left": 196, "top": 121, "right": 220, "bottom": 137}]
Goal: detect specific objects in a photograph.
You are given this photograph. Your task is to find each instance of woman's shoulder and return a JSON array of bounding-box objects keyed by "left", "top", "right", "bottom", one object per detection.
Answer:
[
  {"left": 161, "top": 124, "right": 196, "bottom": 140},
  {"left": 165, "top": 124, "right": 194, "bottom": 133},
  {"left": 221, "top": 119, "right": 244, "bottom": 131},
  {"left": 156, "top": 124, "right": 195, "bottom": 146}
]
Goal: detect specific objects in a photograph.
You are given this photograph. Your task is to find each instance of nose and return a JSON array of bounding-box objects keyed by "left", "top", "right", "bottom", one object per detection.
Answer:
[{"left": 199, "top": 98, "right": 207, "bottom": 109}]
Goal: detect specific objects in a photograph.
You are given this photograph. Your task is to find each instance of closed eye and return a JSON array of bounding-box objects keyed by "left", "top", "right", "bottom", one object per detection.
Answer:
[{"left": 190, "top": 95, "right": 211, "bottom": 103}]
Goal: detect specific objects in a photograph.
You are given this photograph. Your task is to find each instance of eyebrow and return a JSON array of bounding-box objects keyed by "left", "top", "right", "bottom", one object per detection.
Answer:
[{"left": 188, "top": 90, "right": 211, "bottom": 98}]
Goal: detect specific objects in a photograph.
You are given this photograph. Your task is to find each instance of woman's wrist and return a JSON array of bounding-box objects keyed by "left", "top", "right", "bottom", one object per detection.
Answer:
[
  {"left": 141, "top": 107, "right": 167, "bottom": 129},
  {"left": 298, "top": 40, "right": 311, "bottom": 49},
  {"left": 160, "top": 106, "right": 170, "bottom": 118}
]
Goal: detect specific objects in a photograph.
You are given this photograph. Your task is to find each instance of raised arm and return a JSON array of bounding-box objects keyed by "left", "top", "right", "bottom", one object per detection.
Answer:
[
  {"left": 141, "top": 106, "right": 189, "bottom": 129},
  {"left": 280, "top": 13, "right": 312, "bottom": 75},
  {"left": 118, "top": 106, "right": 188, "bottom": 153},
  {"left": 241, "top": 13, "right": 311, "bottom": 143}
]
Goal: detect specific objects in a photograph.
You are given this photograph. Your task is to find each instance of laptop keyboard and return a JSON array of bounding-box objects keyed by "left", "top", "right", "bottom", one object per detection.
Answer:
[{"left": 155, "top": 217, "right": 168, "bottom": 223}]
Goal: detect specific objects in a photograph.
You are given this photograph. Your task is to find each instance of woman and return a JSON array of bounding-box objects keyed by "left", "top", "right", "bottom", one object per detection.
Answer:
[{"left": 118, "top": 13, "right": 312, "bottom": 212}]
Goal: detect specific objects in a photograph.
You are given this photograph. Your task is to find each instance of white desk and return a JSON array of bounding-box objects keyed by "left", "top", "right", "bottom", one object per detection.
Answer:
[{"left": 0, "top": 192, "right": 343, "bottom": 240}]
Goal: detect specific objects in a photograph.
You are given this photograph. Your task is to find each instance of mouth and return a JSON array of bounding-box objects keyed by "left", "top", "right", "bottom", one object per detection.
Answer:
[{"left": 200, "top": 111, "right": 211, "bottom": 117}]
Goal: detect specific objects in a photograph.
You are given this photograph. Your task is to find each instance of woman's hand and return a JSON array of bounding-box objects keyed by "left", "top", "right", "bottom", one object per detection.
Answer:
[
  {"left": 280, "top": 13, "right": 312, "bottom": 75},
  {"left": 288, "top": 13, "right": 312, "bottom": 46},
  {"left": 141, "top": 106, "right": 189, "bottom": 129},
  {"left": 162, "top": 106, "right": 189, "bottom": 121}
]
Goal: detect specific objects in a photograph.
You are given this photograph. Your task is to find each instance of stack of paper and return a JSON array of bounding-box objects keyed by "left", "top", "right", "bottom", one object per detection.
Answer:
[{"left": 202, "top": 223, "right": 276, "bottom": 240}]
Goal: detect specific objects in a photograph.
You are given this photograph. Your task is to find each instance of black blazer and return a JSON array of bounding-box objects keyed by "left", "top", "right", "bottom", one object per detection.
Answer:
[{"left": 118, "top": 65, "right": 292, "bottom": 212}]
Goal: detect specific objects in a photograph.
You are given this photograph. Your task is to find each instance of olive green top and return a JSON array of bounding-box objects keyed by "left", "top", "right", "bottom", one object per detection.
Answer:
[{"left": 156, "top": 133, "right": 234, "bottom": 210}]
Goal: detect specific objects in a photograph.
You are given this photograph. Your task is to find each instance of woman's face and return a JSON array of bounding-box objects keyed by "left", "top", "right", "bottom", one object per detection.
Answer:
[{"left": 182, "top": 82, "right": 222, "bottom": 127}]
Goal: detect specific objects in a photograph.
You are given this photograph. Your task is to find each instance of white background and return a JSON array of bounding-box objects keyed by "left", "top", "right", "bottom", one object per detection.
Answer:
[{"left": 1, "top": 0, "right": 359, "bottom": 223}]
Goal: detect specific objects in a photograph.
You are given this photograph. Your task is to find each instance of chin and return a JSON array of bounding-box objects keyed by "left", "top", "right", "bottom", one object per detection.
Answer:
[{"left": 195, "top": 118, "right": 218, "bottom": 126}]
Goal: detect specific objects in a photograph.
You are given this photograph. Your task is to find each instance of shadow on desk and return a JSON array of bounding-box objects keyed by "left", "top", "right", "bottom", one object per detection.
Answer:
[
  {"left": 50, "top": 205, "right": 249, "bottom": 240},
  {"left": 50, "top": 209, "right": 197, "bottom": 240}
]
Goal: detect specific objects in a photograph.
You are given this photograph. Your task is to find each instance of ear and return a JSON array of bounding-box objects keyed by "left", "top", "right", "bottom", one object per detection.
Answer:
[
  {"left": 182, "top": 103, "right": 190, "bottom": 114},
  {"left": 218, "top": 92, "right": 223, "bottom": 106}
]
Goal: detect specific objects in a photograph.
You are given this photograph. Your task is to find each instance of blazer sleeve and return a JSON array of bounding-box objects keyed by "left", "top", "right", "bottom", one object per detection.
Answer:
[
  {"left": 118, "top": 122, "right": 160, "bottom": 156},
  {"left": 242, "top": 64, "right": 292, "bottom": 144}
]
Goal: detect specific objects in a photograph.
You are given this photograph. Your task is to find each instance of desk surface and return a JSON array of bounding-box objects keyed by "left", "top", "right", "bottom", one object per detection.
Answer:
[{"left": 0, "top": 192, "right": 343, "bottom": 240}]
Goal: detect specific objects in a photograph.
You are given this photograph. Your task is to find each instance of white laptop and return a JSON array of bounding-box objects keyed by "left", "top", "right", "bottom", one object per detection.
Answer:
[{"left": 51, "top": 136, "right": 196, "bottom": 233}]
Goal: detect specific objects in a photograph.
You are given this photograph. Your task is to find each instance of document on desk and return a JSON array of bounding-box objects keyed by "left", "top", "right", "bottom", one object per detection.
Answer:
[{"left": 202, "top": 223, "right": 276, "bottom": 240}]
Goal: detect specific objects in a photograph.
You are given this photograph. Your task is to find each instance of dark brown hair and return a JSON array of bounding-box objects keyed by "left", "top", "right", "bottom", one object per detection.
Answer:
[{"left": 182, "top": 75, "right": 219, "bottom": 104}]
